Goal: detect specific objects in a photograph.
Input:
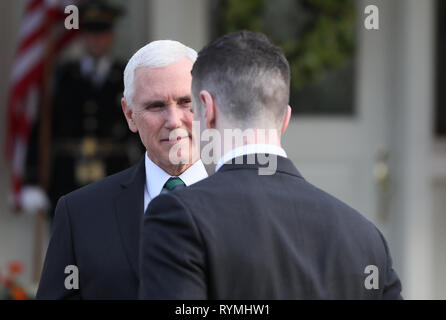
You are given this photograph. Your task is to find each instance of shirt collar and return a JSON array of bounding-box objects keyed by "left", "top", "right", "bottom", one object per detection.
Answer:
[
  {"left": 80, "top": 55, "right": 111, "bottom": 85},
  {"left": 145, "top": 152, "right": 208, "bottom": 199},
  {"left": 215, "top": 144, "right": 287, "bottom": 172}
]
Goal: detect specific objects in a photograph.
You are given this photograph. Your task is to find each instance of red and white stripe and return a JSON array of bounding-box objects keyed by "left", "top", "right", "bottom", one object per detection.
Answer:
[{"left": 5, "top": 0, "right": 78, "bottom": 211}]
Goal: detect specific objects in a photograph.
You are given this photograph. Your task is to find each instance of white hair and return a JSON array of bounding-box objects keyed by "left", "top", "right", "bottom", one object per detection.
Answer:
[{"left": 123, "top": 40, "right": 197, "bottom": 108}]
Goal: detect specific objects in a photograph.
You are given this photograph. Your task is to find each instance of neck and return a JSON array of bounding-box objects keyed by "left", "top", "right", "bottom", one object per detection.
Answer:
[
  {"left": 148, "top": 151, "right": 199, "bottom": 176},
  {"left": 218, "top": 127, "right": 282, "bottom": 158},
  {"left": 160, "top": 162, "right": 194, "bottom": 176}
]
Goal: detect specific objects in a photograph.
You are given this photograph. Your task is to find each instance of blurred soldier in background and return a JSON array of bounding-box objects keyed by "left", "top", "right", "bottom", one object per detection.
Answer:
[{"left": 24, "top": 0, "right": 143, "bottom": 216}]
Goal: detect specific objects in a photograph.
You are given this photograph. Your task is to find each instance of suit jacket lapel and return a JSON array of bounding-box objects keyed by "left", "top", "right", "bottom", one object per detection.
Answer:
[{"left": 114, "top": 157, "right": 145, "bottom": 279}]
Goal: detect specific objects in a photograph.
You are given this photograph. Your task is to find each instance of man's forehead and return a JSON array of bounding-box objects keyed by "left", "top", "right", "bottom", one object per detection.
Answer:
[
  {"left": 134, "top": 75, "right": 191, "bottom": 103},
  {"left": 135, "top": 67, "right": 191, "bottom": 86},
  {"left": 134, "top": 58, "right": 193, "bottom": 78},
  {"left": 134, "top": 65, "right": 161, "bottom": 83}
]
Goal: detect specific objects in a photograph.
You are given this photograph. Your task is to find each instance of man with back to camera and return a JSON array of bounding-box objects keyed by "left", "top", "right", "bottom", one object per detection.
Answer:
[
  {"left": 139, "top": 30, "right": 403, "bottom": 299},
  {"left": 36, "top": 40, "right": 208, "bottom": 299}
]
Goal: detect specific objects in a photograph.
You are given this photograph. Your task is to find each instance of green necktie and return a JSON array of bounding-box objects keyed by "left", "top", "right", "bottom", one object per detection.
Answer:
[{"left": 161, "top": 177, "right": 186, "bottom": 193}]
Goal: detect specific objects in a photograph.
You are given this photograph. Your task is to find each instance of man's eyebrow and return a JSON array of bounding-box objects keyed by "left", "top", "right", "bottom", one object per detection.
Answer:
[
  {"left": 177, "top": 95, "right": 191, "bottom": 102},
  {"left": 142, "top": 96, "right": 191, "bottom": 107},
  {"left": 143, "top": 100, "right": 167, "bottom": 107}
]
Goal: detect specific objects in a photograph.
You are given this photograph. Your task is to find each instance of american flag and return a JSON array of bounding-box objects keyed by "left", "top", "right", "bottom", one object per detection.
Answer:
[{"left": 4, "top": 0, "right": 78, "bottom": 211}]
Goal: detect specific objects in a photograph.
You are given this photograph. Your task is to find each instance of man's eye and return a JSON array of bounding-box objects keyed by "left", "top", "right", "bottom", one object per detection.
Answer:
[
  {"left": 179, "top": 99, "right": 192, "bottom": 107},
  {"left": 146, "top": 104, "right": 164, "bottom": 111}
]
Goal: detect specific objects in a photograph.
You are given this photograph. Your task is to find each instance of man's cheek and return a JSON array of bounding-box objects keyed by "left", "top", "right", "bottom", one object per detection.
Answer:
[{"left": 184, "top": 111, "right": 194, "bottom": 125}]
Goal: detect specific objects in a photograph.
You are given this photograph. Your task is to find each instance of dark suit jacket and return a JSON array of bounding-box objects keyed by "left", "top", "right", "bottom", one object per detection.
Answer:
[
  {"left": 140, "top": 155, "right": 402, "bottom": 299},
  {"left": 37, "top": 157, "right": 145, "bottom": 299}
]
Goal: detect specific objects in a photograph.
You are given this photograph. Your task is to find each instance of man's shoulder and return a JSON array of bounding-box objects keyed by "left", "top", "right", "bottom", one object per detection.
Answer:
[
  {"left": 62, "top": 164, "right": 137, "bottom": 205},
  {"left": 169, "top": 169, "right": 228, "bottom": 200},
  {"left": 174, "top": 165, "right": 378, "bottom": 232}
]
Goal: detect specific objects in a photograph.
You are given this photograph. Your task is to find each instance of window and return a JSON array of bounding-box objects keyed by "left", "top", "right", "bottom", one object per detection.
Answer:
[
  {"left": 211, "top": 0, "right": 357, "bottom": 115},
  {"left": 436, "top": 0, "right": 446, "bottom": 136}
]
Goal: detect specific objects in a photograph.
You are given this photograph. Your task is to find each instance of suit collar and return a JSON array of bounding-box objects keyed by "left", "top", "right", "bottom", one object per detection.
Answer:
[
  {"left": 120, "top": 156, "right": 146, "bottom": 188},
  {"left": 216, "top": 144, "right": 287, "bottom": 172},
  {"left": 218, "top": 154, "right": 304, "bottom": 179},
  {"left": 144, "top": 153, "right": 208, "bottom": 201},
  {"left": 114, "top": 157, "right": 145, "bottom": 279}
]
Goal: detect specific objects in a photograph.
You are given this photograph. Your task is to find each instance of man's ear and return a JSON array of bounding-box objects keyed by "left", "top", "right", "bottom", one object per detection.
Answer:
[
  {"left": 199, "top": 90, "right": 217, "bottom": 129},
  {"left": 121, "top": 98, "right": 138, "bottom": 133},
  {"left": 281, "top": 105, "right": 292, "bottom": 134}
]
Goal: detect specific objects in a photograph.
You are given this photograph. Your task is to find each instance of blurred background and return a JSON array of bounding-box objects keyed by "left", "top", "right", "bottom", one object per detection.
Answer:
[{"left": 0, "top": 0, "right": 445, "bottom": 299}]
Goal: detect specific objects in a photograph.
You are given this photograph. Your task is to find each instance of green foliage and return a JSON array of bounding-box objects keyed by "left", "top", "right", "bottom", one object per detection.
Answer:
[
  {"left": 218, "top": 0, "right": 356, "bottom": 92},
  {"left": 221, "top": 0, "right": 265, "bottom": 32}
]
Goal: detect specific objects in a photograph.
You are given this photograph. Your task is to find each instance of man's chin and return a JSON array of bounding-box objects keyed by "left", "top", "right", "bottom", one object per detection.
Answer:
[
  {"left": 163, "top": 138, "right": 195, "bottom": 161},
  {"left": 163, "top": 151, "right": 196, "bottom": 166},
  {"left": 159, "top": 158, "right": 194, "bottom": 176}
]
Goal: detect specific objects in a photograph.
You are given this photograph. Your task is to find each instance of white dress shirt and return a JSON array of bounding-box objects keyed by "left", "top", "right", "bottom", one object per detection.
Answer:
[
  {"left": 215, "top": 144, "right": 287, "bottom": 172},
  {"left": 80, "top": 55, "right": 111, "bottom": 87},
  {"left": 144, "top": 152, "right": 208, "bottom": 212}
]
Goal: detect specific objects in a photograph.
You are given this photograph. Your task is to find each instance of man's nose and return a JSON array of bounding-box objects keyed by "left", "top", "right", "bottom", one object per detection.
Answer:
[{"left": 164, "top": 105, "right": 182, "bottom": 129}]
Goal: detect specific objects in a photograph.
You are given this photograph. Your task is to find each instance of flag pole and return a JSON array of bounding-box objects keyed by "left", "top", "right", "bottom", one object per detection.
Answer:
[{"left": 32, "top": 16, "right": 57, "bottom": 286}]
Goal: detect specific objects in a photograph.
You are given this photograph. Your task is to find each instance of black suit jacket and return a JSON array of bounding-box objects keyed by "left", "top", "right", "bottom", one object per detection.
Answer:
[
  {"left": 37, "top": 157, "right": 145, "bottom": 299},
  {"left": 140, "top": 155, "right": 402, "bottom": 299}
]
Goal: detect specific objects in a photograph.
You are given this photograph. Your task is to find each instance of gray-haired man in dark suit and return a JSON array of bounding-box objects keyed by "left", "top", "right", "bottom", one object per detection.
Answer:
[{"left": 139, "top": 30, "right": 402, "bottom": 300}]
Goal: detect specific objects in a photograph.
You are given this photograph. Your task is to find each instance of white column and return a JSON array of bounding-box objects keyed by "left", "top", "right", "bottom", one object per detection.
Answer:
[
  {"left": 393, "top": 0, "right": 435, "bottom": 299},
  {"left": 149, "top": 0, "right": 209, "bottom": 52}
]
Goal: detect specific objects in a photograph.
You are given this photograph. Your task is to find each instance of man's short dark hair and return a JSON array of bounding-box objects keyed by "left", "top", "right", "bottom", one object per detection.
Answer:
[{"left": 192, "top": 30, "right": 290, "bottom": 128}]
